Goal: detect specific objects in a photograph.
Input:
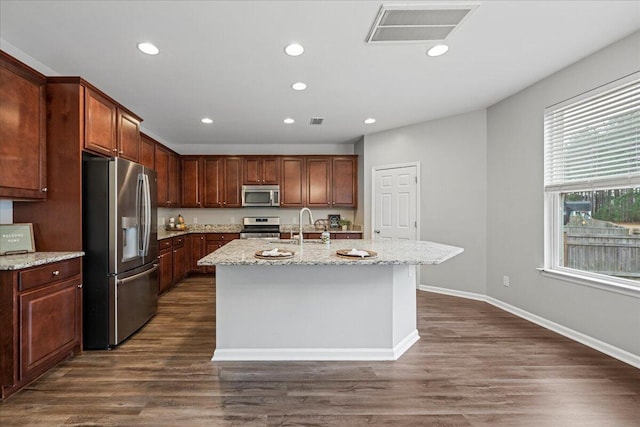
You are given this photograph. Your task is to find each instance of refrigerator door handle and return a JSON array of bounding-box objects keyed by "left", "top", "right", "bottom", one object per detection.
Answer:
[
  {"left": 117, "top": 264, "right": 159, "bottom": 285},
  {"left": 138, "top": 173, "right": 152, "bottom": 257}
]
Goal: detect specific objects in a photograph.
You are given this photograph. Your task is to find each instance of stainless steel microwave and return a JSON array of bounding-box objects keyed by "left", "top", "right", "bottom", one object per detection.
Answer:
[{"left": 241, "top": 185, "right": 280, "bottom": 207}]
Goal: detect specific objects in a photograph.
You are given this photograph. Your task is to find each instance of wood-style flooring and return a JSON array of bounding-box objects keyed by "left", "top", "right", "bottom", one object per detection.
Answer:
[{"left": 1, "top": 276, "right": 639, "bottom": 426}]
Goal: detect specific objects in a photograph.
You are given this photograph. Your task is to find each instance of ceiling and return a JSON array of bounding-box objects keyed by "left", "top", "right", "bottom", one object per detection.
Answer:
[{"left": 1, "top": 1, "right": 640, "bottom": 150}]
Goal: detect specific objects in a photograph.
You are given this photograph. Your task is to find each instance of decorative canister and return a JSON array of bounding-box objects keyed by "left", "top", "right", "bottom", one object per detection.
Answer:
[{"left": 321, "top": 228, "right": 330, "bottom": 244}]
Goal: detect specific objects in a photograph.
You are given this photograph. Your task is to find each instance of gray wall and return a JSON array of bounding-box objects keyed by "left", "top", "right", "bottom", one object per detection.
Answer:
[
  {"left": 362, "top": 110, "right": 488, "bottom": 295},
  {"left": 486, "top": 31, "right": 640, "bottom": 356}
]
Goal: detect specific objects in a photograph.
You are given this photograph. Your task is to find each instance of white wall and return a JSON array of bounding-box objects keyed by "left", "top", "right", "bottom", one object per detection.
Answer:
[
  {"left": 173, "top": 143, "right": 355, "bottom": 156},
  {"left": 362, "top": 110, "right": 488, "bottom": 295},
  {"left": 486, "top": 31, "right": 640, "bottom": 356}
]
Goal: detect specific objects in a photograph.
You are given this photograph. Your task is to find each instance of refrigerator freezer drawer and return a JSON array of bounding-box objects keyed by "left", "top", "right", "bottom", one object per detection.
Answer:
[{"left": 110, "top": 263, "right": 158, "bottom": 346}]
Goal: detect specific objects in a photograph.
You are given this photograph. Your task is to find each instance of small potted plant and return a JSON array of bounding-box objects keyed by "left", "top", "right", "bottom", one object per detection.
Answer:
[{"left": 338, "top": 219, "right": 351, "bottom": 231}]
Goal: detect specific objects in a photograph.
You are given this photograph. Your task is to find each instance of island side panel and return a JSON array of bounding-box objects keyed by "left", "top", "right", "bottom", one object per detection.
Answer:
[
  {"left": 392, "top": 264, "right": 419, "bottom": 347},
  {"left": 214, "top": 264, "right": 405, "bottom": 361}
]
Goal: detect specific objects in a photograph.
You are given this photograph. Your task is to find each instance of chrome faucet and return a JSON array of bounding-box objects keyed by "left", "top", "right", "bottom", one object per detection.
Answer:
[{"left": 298, "top": 207, "right": 314, "bottom": 245}]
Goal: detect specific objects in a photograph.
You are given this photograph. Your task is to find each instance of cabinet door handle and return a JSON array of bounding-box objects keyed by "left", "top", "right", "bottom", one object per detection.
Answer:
[
  {"left": 119, "top": 150, "right": 124, "bottom": 154},
  {"left": 112, "top": 148, "right": 118, "bottom": 152},
  {"left": 41, "top": 187, "right": 48, "bottom": 192},
  {"left": 52, "top": 270, "right": 60, "bottom": 276},
  {"left": 77, "top": 284, "right": 83, "bottom": 288}
]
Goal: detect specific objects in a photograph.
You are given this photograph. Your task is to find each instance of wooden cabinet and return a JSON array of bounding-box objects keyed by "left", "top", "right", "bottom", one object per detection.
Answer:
[
  {"left": 222, "top": 157, "right": 242, "bottom": 207},
  {"left": 158, "top": 236, "right": 187, "bottom": 294},
  {"left": 332, "top": 232, "right": 362, "bottom": 240},
  {"left": 139, "top": 133, "right": 155, "bottom": 170},
  {"left": 181, "top": 156, "right": 242, "bottom": 208},
  {"left": 116, "top": 110, "right": 141, "bottom": 162},
  {"left": 84, "top": 87, "right": 117, "bottom": 156},
  {"left": 187, "top": 234, "right": 207, "bottom": 273},
  {"left": 0, "top": 258, "right": 82, "bottom": 400},
  {"left": 243, "top": 156, "right": 280, "bottom": 185},
  {"left": 306, "top": 157, "right": 331, "bottom": 207},
  {"left": 172, "top": 236, "right": 186, "bottom": 284},
  {"left": 202, "top": 157, "right": 222, "bottom": 207},
  {"left": 84, "top": 87, "right": 142, "bottom": 161},
  {"left": 280, "top": 157, "right": 306, "bottom": 207},
  {"left": 181, "top": 157, "right": 202, "bottom": 207},
  {"left": 306, "top": 156, "right": 357, "bottom": 208},
  {"left": 331, "top": 156, "right": 357, "bottom": 207},
  {"left": 0, "top": 51, "right": 47, "bottom": 200},
  {"left": 155, "top": 144, "right": 180, "bottom": 207},
  {"left": 158, "top": 239, "right": 173, "bottom": 295}
]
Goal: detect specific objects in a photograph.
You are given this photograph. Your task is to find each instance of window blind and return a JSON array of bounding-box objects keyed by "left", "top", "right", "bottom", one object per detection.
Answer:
[{"left": 544, "top": 73, "right": 640, "bottom": 192}]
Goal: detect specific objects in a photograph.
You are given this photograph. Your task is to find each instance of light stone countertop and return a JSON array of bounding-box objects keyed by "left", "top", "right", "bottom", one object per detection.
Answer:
[
  {"left": 197, "top": 238, "right": 463, "bottom": 266},
  {"left": 157, "top": 224, "right": 363, "bottom": 240},
  {"left": 0, "top": 251, "right": 84, "bottom": 271}
]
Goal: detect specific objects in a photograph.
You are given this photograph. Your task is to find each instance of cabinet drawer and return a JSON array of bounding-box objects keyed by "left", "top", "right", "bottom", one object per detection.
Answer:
[
  {"left": 19, "top": 258, "right": 81, "bottom": 292},
  {"left": 159, "top": 239, "right": 172, "bottom": 250},
  {"left": 172, "top": 236, "right": 185, "bottom": 246},
  {"left": 206, "top": 233, "right": 239, "bottom": 242}
]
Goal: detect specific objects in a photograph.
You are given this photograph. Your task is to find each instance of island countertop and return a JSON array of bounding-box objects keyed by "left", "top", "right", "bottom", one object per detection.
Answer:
[{"left": 198, "top": 238, "right": 463, "bottom": 266}]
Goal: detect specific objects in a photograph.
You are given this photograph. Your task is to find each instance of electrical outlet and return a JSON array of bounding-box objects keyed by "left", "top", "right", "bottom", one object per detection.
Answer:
[
  {"left": 160, "top": 218, "right": 165, "bottom": 225},
  {"left": 230, "top": 217, "right": 235, "bottom": 223},
  {"left": 503, "top": 275, "right": 510, "bottom": 287},
  {"left": 193, "top": 217, "right": 198, "bottom": 224}
]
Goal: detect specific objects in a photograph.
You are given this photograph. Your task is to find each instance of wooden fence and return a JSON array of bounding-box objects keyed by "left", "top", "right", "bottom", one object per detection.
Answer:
[{"left": 564, "top": 225, "right": 640, "bottom": 279}]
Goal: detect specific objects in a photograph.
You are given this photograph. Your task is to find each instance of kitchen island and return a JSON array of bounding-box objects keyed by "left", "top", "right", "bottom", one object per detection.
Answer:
[{"left": 198, "top": 239, "right": 463, "bottom": 361}]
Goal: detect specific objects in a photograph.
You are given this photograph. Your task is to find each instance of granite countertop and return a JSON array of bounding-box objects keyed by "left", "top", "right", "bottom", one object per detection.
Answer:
[
  {"left": 198, "top": 238, "right": 463, "bottom": 266},
  {"left": 158, "top": 224, "right": 363, "bottom": 240},
  {"left": 0, "top": 251, "right": 85, "bottom": 271}
]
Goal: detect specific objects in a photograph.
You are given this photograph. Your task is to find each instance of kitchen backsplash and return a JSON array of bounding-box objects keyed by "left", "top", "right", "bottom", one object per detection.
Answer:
[{"left": 158, "top": 207, "right": 357, "bottom": 226}]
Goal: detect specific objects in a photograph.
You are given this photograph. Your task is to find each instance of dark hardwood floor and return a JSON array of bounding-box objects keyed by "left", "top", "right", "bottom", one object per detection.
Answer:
[{"left": 1, "top": 276, "right": 639, "bottom": 426}]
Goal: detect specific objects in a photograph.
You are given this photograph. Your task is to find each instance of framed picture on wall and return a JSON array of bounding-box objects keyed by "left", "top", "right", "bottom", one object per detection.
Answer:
[{"left": 328, "top": 214, "right": 341, "bottom": 229}]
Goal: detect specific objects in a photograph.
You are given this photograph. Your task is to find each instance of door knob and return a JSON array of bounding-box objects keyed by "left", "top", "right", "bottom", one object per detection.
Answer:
[{"left": 374, "top": 229, "right": 381, "bottom": 234}]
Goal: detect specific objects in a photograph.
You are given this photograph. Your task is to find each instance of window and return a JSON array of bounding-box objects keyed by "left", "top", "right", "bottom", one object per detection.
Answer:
[{"left": 544, "top": 73, "right": 640, "bottom": 290}]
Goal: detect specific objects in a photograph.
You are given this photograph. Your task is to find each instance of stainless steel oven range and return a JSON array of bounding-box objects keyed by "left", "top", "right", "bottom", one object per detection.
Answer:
[{"left": 240, "top": 216, "right": 281, "bottom": 239}]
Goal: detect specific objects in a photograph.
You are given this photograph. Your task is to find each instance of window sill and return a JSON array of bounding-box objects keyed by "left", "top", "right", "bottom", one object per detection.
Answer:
[{"left": 537, "top": 267, "right": 640, "bottom": 298}]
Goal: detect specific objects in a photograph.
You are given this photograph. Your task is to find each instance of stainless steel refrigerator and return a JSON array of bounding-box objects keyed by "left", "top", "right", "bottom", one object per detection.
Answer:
[{"left": 82, "top": 156, "right": 158, "bottom": 349}]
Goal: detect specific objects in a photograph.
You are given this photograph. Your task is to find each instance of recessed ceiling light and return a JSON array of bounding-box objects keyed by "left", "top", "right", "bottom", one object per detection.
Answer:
[
  {"left": 283, "top": 118, "right": 295, "bottom": 124},
  {"left": 137, "top": 42, "right": 159, "bottom": 55},
  {"left": 291, "top": 82, "right": 307, "bottom": 91},
  {"left": 427, "top": 44, "right": 449, "bottom": 57},
  {"left": 364, "top": 118, "right": 376, "bottom": 124},
  {"left": 284, "top": 43, "right": 304, "bottom": 56},
  {"left": 201, "top": 118, "right": 213, "bottom": 124}
]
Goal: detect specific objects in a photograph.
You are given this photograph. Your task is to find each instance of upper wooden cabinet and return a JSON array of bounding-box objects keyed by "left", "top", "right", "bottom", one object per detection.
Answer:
[
  {"left": 280, "top": 157, "right": 305, "bottom": 207},
  {"left": 117, "top": 110, "right": 141, "bottom": 162},
  {"left": 181, "top": 156, "right": 242, "bottom": 208},
  {"left": 155, "top": 143, "right": 180, "bottom": 207},
  {"left": 243, "top": 156, "right": 280, "bottom": 185},
  {"left": 83, "top": 86, "right": 141, "bottom": 161},
  {"left": 0, "top": 50, "right": 47, "bottom": 200},
  {"left": 305, "top": 156, "right": 357, "bottom": 208},
  {"left": 139, "top": 133, "right": 155, "bottom": 170},
  {"left": 181, "top": 157, "right": 203, "bottom": 207},
  {"left": 223, "top": 156, "right": 243, "bottom": 208},
  {"left": 84, "top": 87, "right": 117, "bottom": 156},
  {"left": 331, "top": 156, "right": 357, "bottom": 207}
]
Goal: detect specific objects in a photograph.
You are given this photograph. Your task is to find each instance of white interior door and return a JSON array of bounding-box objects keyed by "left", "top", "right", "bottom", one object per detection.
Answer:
[{"left": 373, "top": 164, "right": 419, "bottom": 241}]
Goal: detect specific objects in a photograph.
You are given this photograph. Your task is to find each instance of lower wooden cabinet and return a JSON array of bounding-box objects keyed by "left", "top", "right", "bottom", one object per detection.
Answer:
[
  {"left": 158, "top": 241, "right": 173, "bottom": 295},
  {"left": 187, "top": 234, "right": 208, "bottom": 273},
  {"left": 0, "top": 257, "right": 83, "bottom": 400},
  {"left": 172, "top": 237, "right": 186, "bottom": 284}
]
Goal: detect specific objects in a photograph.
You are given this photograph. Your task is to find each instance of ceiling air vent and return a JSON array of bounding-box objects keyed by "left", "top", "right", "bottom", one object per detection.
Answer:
[
  {"left": 366, "top": 3, "right": 478, "bottom": 44},
  {"left": 310, "top": 117, "right": 324, "bottom": 125}
]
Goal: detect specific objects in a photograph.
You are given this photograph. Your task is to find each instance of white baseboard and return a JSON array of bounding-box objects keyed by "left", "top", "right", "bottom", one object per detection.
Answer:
[
  {"left": 418, "top": 284, "right": 640, "bottom": 369},
  {"left": 211, "top": 330, "right": 421, "bottom": 362}
]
